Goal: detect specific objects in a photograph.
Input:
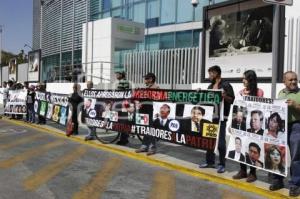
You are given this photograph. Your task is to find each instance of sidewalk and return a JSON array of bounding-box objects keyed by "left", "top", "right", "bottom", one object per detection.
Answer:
[{"left": 0, "top": 114, "right": 293, "bottom": 199}]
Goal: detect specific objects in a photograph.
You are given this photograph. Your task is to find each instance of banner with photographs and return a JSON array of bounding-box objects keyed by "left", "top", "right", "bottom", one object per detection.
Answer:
[
  {"left": 204, "top": 0, "right": 275, "bottom": 79},
  {"left": 226, "top": 96, "right": 288, "bottom": 176},
  {"left": 8, "top": 58, "right": 17, "bottom": 81},
  {"left": 35, "top": 91, "right": 69, "bottom": 125},
  {"left": 83, "top": 89, "right": 223, "bottom": 150},
  {"left": 28, "top": 50, "right": 41, "bottom": 82},
  {"left": 4, "top": 89, "right": 27, "bottom": 114}
]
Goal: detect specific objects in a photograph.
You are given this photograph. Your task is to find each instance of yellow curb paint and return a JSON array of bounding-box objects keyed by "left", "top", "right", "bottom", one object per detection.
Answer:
[
  {"left": 0, "top": 133, "right": 45, "bottom": 150},
  {"left": 1, "top": 118, "right": 290, "bottom": 199},
  {"left": 149, "top": 171, "right": 175, "bottom": 199},
  {"left": 0, "top": 140, "right": 64, "bottom": 169},
  {"left": 23, "top": 145, "right": 88, "bottom": 191},
  {"left": 72, "top": 157, "right": 122, "bottom": 199}
]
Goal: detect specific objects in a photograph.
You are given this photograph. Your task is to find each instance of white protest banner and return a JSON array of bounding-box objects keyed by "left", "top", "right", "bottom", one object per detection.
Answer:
[
  {"left": 5, "top": 89, "right": 27, "bottom": 115},
  {"left": 226, "top": 96, "right": 288, "bottom": 176}
]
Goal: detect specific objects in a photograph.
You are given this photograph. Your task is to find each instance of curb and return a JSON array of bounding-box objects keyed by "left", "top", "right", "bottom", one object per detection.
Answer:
[{"left": 1, "top": 117, "right": 293, "bottom": 199}]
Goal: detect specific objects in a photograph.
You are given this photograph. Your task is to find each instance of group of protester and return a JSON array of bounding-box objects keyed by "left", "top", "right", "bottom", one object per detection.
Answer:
[
  {"left": 198, "top": 66, "right": 300, "bottom": 197},
  {"left": 1, "top": 66, "right": 300, "bottom": 197},
  {"left": 1, "top": 80, "right": 46, "bottom": 123}
]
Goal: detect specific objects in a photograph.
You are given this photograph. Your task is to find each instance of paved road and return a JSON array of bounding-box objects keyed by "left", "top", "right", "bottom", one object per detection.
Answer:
[{"left": 0, "top": 119, "right": 267, "bottom": 199}]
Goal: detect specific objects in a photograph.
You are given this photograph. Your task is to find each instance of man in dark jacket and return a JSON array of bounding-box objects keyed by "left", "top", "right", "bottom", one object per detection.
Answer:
[{"left": 69, "top": 83, "right": 83, "bottom": 135}]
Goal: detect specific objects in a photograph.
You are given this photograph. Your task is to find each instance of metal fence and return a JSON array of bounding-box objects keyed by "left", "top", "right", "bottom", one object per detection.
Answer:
[
  {"left": 124, "top": 47, "right": 201, "bottom": 86},
  {"left": 285, "top": 16, "right": 300, "bottom": 77}
]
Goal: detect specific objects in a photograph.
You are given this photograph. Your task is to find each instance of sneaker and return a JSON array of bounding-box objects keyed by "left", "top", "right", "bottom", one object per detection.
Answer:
[
  {"left": 146, "top": 150, "right": 156, "bottom": 156},
  {"left": 199, "top": 163, "right": 215, "bottom": 169},
  {"left": 232, "top": 170, "right": 247, "bottom": 180},
  {"left": 269, "top": 182, "right": 284, "bottom": 191},
  {"left": 116, "top": 140, "right": 129, "bottom": 146},
  {"left": 84, "top": 136, "right": 95, "bottom": 141},
  {"left": 217, "top": 165, "right": 225, "bottom": 173},
  {"left": 135, "top": 148, "right": 147, "bottom": 153},
  {"left": 290, "top": 186, "right": 300, "bottom": 197},
  {"left": 246, "top": 173, "right": 257, "bottom": 183}
]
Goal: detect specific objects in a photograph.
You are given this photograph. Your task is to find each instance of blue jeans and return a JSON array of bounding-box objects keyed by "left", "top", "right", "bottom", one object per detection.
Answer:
[
  {"left": 27, "top": 103, "right": 35, "bottom": 123},
  {"left": 271, "top": 122, "right": 300, "bottom": 187},
  {"left": 205, "top": 121, "right": 227, "bottom": 166}
]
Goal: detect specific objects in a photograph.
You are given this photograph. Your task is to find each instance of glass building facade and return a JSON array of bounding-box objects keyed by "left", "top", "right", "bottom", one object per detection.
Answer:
[{"left": 34, "top": 0, "right": 228, "bottom": 82}]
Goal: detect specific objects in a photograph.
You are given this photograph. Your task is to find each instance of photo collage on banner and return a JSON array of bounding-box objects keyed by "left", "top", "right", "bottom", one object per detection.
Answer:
[
  {"left": 4, "top": 90, "right": 27, "bottom": 115},
  {"left": 35, "top": 91, "right": 69, "bottom": 125},
  {"left": 82, "top": 89, "right": 223, "bottom": 150},
  {"left": 204, "top": 1, "right": 274, "bottom": 79},
  {"left": 226, "top": 96, "right": 288, "bottom": 176}
]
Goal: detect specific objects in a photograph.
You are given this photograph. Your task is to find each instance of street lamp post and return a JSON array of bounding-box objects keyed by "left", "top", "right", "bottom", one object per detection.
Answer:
[{"left": 24, "top": 44, "right": 33, "bottom": 51}]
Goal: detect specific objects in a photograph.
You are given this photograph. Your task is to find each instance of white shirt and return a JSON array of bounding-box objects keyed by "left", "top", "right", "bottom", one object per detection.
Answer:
[{"left": 234, "top": 152, "right": 241, "bottom": 161}]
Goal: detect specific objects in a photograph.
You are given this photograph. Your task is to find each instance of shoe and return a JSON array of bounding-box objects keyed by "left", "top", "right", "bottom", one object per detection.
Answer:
[
  {"left": 199, "top": 163, "right": 215, "bottom": 169},
  {"left": 246, "top": 173, "right": 257, "bottom": 183},
  {"left": 116, "top": 140, "right": 129, "bottom": 146},
  {"left": 84, "top": 136, "right": 95, "bottom": 141},
  {"left": 269, "top": 182, "right": 284, "bottom": 191},
  {"left": 135, "top": 148, "right": 147, "bottom": 153},
  {"left": 232, "top": 170, "right": 247, "bottom": 180},
  {"left": 146, "top": 150, "right": 156, "bottom": 156},
  {"left": 290, "top": 186, "right": 300, "bottom": 197},
  {"left": 217, "top": 165, "right": 225, "bottom": 173}
]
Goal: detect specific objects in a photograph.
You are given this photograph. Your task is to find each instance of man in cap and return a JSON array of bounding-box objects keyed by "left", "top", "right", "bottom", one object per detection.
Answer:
[{"left": 135, "top": 72, "right": 160, "bottom": 155}]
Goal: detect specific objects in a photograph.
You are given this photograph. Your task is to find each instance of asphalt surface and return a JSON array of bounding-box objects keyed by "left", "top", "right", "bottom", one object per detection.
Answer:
[{"left": 0, "top": 118, "right": 268, "bottom": 199}]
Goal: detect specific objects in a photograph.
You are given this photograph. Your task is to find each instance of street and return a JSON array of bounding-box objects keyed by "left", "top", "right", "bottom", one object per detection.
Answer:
[{"left": 0, "top": 119, "right": 266, "bottom": 199}]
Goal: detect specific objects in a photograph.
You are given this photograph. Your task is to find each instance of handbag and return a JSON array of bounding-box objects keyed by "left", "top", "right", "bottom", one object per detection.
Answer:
[{"left": 66, "top": 119, "right": 74, "bottom": 136}]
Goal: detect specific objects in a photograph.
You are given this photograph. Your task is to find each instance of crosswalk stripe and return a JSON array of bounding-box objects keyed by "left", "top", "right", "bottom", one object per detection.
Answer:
[
  {"left": 149, "top": 171, "right": 176, "bottom": 199},
  {"left": 72, "top": 157, "right": 122, "bottom": 199},
  {"left": 0, "top": 134, "right": 45, "bottom": 150},
  {"left": 23, "top": 145, "right": 88, "bottom": 191},
  {"left": 0, "top": 140, "right": 64, "bottom": 169}
]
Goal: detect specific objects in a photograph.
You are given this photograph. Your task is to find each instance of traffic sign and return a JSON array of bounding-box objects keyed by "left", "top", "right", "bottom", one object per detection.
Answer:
[{"left": 263, "top": 0, "right": 293, "bottom": 6}]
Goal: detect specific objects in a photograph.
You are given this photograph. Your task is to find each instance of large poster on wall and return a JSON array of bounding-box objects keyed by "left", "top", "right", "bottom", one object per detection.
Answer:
[
  {"left": 8, "top": 58, "right": 17, "bottom": 81},
  {"left": 203, "top": 0, "right": 275, "bottom": 79},
  {"left": 28, "top": 50, "right": 41, "bottom": 82},
  {"left": 226, "top": 96, "right": 288, "bottom": 176},
  {"left": 83, "top": 89, "right": 223, "bottom": 150}
]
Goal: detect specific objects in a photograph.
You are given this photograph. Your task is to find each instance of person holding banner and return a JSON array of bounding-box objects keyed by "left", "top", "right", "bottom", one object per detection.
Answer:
[
  {"left": 135, "top": 73, "right": 160, "bottom": 156},
  {"left": 115, "top": 70, "right": 131, "bottom": 145},
  {"left": 69, "top": 83, "right": 83, "bottom": 135},
  {"left": 83, "top": 81, "right": 97, "bottom": 141},
  {"left": 269, "top": 71, "right": 300, "bottom": 197},
  {"left": 233, "top": 70, "right": 264, "bottom": 183},
  {"left": 199, "top": 65, "right": 235, "bottom": 173}
]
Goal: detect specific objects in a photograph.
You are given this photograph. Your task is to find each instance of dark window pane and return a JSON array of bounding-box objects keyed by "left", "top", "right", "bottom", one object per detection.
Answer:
[
  {"left": 176, "top": 30, "right": 192, "bottom": 48},
  {"left": 160, "top": 33, "right": 174, "bottom": 49}
]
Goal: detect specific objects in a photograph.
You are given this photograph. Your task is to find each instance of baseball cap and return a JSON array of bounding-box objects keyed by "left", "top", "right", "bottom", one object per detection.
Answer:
[{"left": 143, "top": 72, "right": 156, "bottom": 79}]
